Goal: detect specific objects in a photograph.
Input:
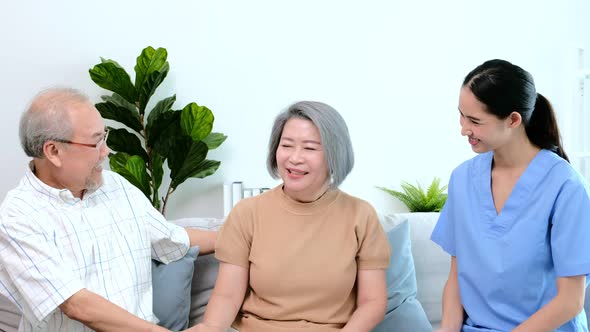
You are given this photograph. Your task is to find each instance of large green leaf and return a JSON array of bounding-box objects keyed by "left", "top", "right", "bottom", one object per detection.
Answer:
[
  {"left": 149, "top": 110, "right": 181, "bottom": 151},
  {"left": 135, "top": 47, "right": 168, "bottom": 94},
  {"left": 150, "top": 153, "right": 164, "bottom": 209},
  {"left": 139, "top": 66, "right": 169, "bottom": 114},
  {"left": 100, "top": 57, "right": 124, "bottom": 67},
  {"left": 202, "top": 132, "right": 227, "bottom": 150},
  {"left": 109, "top": 152, "right": 151, "bottom": 198},
  {"left": 180, "top": 103, "right": 214, "bottom": 141},
  {"left": 146, "top": 95, "right": 176, "bottom": 133},
  {"left": 106, "top": 128, "right": 148, "bottom": 162},
  {"left": 190, "top": 159, "right": 221, "bottom": 179},
  {"left": 168, "top": 138, "right": 209, "bottom": 189},
  {"left": 89, "top": 61, "right": 137, "bottom": 104},
  {"left": 135, "top": 47, "right": 169, "bottom": 114},
  {"left": 101, "top": 93, "right": 137, "bottom": 114},
  {"left": 96, "top": 101, "right": 143, "bottom": 133}
]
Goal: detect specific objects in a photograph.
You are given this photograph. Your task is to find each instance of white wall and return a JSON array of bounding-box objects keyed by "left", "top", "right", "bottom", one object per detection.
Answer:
[{"left": 1, "top": 0, "right": 588, "bottom": 219}]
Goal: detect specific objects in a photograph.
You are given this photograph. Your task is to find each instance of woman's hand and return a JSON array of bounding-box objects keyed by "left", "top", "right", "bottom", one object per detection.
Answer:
[
  {"left": 434, "top": 328, "right": 460, "bottom": 332},
  {"left": 183, "top": 323, "right": 225, "bottom": 332}
]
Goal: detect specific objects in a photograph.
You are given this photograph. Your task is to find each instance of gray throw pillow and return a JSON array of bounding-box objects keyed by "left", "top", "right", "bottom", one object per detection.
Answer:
[
  {"left": 169, "top": 218, "right": 225, "bottom": 327},
  {"left": 152, "top": 246, "right": 199, "bottom": 330},
  {"left": 189, "top": 253, "right": 220, "bottom": 326},
  {"left": 374, "top": 298, "right": 432, "bottom": 332},
  {"left": 0, "top": 294, "right": 20, "bottom": 332},
  {"left": 373, "top": 219, "right": 431, "bottom": 331}
]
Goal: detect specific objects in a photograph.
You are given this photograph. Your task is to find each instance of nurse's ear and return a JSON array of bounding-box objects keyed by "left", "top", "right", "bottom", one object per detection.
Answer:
[{"left": 506, "top": 111, "right": 522, "bottom": 129}]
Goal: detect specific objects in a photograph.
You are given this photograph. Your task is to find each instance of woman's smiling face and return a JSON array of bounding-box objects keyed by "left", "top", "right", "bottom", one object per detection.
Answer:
[{"left": 275, "top": 117, "right": 330, "bottom": 202}]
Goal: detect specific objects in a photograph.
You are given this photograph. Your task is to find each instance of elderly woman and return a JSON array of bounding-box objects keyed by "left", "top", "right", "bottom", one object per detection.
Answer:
[{"left": 191, "top": 101, "right": 391, "bottom": 332}]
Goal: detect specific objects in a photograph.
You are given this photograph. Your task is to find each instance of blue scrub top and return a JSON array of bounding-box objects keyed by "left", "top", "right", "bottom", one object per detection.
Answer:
[{"left": 432, "top": 149, "right": 590, "bottom": 332}]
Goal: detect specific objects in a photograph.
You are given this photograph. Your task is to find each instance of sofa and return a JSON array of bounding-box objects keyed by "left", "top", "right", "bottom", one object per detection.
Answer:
[{"left": 1, "top": 213, "right": 589, "bottom": 331}]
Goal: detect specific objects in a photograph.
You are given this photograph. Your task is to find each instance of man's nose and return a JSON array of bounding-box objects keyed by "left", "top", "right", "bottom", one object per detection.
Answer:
[{"left": 99, "top": 141, "right": 110, "bottom": 158}]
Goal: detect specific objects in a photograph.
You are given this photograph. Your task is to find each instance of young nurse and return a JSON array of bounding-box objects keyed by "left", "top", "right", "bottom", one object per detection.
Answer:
[{"left": 432, "top": 59, "right": 590, "bottom": 331}]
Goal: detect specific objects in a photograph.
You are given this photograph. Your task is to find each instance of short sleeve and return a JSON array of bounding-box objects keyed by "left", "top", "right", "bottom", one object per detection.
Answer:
[
  {"left": 431, "top": 171, "right": 457, "bottom": 256},
  {"left": 215, "top": 201, "right": 253, "bottom": 268},
  {"left": 0, "top": 217, "right": 84, "bottom": 325},
  {"left": 356, "top": 204, "right": 391, "bottom": 270},
  {"left": 147, "top": 205, "right": 190, "bottom": 264},
  {"left": 550, "top": 176, "right": 590, "bottom": 277},
  {"left": 148, "top": 215, "right": 190, "bottom": 264}
]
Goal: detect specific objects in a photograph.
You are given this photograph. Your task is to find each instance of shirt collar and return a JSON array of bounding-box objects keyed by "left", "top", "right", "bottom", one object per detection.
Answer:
[{"left": 26, "top": 161, "right": 82, "bottom": 203}]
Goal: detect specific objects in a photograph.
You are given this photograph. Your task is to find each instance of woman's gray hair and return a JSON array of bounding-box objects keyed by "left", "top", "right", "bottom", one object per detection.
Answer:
[
  {"left": 19, "top": 88, "right": 89, "bottom": 158},
  {"left": 266, "top": 101, "right": 354, "bottom": 188}
]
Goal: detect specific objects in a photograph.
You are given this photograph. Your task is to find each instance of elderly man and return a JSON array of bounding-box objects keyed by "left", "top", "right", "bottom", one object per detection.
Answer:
[{"left": 0, "top": 88, "right": 216, "bottom": 331}]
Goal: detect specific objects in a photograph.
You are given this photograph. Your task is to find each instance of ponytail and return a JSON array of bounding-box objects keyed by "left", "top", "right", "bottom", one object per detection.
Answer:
[
  {"left": 464, "top": 60, "right": 570, "bottom": 162},
  {"left": 525, "top": 93, "right": 569, "bottom": 162}
]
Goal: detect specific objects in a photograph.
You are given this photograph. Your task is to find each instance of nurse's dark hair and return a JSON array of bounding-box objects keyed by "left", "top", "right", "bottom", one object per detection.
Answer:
[{"left": 463, "top": 59, "right": 569, "bottom": 162}]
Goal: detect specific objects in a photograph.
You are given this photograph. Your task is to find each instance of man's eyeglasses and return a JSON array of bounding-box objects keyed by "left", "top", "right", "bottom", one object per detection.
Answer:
[{"left": 56, "top": 130, "right": 109, "bottom": 149}]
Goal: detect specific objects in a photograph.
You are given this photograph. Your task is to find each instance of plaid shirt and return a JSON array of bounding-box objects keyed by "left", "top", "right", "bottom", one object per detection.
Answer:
[{"left": 0, "top": 166, "right": 189, "bottom": 331}]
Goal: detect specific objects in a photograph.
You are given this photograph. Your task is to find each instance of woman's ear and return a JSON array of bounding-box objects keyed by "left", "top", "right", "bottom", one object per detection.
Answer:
[
  {"left": 507, "top": 111, "right": 522, "bottom": 128},
  {"left": 43, "top": 141, "right": 64, "bottom": 168}
]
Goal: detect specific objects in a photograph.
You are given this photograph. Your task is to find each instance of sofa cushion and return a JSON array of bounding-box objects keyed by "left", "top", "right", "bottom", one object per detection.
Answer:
[
  {"left": 188, "top": 253, "right": 220, "bottom": 325},
  {"left": 0, "top": 295, "right": 19, "bottom": 332},
  {"left": 170, "top": 217, "right": 225, "bottom": 326},
  {"left": 373, "top": 298, "right": 431, "bottom": 332},
  {"left": 152, "top": 245, "right": 200, "bottom": 330},
  {"left": 374, "top": 217, "right": 431, "bottom": 330},
  {"left": 386, "top": 212, "right": 449, "bottom": 325}
]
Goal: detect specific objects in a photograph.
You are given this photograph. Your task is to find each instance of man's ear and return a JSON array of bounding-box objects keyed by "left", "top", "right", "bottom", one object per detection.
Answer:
[
  {"left": 507, "top": 111, "right": 522, "bottom": 128},
  {"left": 43, "top": 141, "right": 64, "bottom": 167}
]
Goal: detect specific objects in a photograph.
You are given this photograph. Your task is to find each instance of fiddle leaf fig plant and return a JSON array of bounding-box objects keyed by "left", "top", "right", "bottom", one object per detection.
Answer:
[
  {"left": 89, "top": 46, "right": 227, "bottom": 216},
  {"left": 378, "top": 177, "right": 448, "bottom": 212}
]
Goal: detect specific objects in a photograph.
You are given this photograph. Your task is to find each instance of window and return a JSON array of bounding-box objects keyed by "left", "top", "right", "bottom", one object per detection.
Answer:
[{"left": 571, "top": 48, "right": 590, "bottom": 181}]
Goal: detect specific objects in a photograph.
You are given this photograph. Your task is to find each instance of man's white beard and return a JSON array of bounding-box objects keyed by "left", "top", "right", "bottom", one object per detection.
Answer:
[{"left": 85, "top": 173, "right": 104, "bottom": 192}]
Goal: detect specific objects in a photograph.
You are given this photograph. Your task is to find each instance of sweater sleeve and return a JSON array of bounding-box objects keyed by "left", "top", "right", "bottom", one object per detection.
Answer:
[
  {"left": 356, "top": 203, "right": 391, "bottom": 270},
  {"left": 215, "top": 200, "right": 254, "bottom": 268}
]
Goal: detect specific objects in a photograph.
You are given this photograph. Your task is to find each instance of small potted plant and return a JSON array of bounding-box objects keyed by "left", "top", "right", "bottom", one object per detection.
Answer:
[{"left": 377, "top": 177, "right": 447, "bottom": 213}]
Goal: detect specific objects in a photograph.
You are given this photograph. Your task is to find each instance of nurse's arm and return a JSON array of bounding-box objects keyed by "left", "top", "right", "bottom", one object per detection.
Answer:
[
  {"left": 513, "top": 275, "right": 586, "bottom": 332},
  {"left": 437, "top": 256, "right": 464, "bottom": 332}
]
